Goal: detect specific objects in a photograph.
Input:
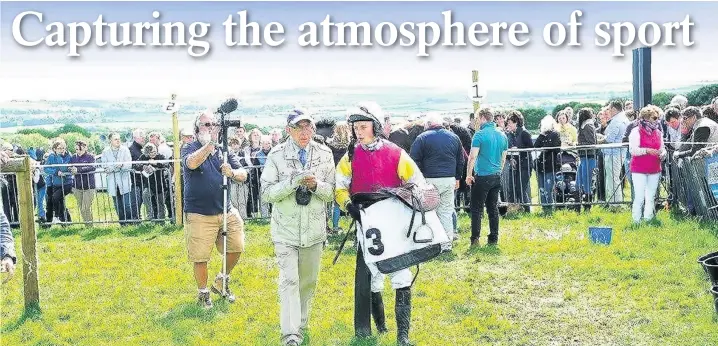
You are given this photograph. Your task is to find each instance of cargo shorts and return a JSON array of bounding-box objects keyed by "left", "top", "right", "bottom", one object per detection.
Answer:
[{"left": 184, "top": 208, "right": 245, "bottom": 263}]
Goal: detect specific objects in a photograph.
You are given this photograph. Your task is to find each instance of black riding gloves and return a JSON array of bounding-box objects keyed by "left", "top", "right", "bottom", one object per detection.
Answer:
[{"left": 346, "top": 202, "right": 362, "bottom": 220}]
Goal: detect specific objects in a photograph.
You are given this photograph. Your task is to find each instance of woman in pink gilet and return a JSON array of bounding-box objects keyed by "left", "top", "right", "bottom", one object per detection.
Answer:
[{"left": 628, "top": 105, "right": 667, "bottom": 223}]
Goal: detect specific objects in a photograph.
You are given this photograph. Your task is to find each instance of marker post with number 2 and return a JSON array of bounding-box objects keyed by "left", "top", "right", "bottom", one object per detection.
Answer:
[{"left": 166, "top": 94, "right": 183, "bottom": 224}]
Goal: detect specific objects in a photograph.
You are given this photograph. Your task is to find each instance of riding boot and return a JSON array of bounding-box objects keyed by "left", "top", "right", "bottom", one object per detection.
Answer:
[
  {"left": 354, "top": 249, "right": 372, "bottom": 338},
  {"left": 371, "top": 292, "right": 388, "bottom": 334},
  {"left": 395, "top": 287, "right": 413, "bottom": 346}
]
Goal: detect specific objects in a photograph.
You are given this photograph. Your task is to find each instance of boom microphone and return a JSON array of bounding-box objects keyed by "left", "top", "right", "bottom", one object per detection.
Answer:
[{"left": 217, "top": 98, "right": 238, "bottom": 115}]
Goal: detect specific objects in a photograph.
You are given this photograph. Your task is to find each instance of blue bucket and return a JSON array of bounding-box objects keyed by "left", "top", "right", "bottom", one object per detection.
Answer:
[{"left": 589, "top": 226, "right": 612, "bottom": 245}]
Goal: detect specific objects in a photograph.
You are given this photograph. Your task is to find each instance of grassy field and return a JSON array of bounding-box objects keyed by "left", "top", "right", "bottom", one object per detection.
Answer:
[{"left": 1, "top": 208, "right": 717, "bottom": 345}]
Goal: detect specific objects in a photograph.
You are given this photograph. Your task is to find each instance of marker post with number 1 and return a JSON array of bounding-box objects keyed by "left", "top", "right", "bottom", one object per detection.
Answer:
[{"left": 469, "top": 70, "right": 485, "bottom": 123}]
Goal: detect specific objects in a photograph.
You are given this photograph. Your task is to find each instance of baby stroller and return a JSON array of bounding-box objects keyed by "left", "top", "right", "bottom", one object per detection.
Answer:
[{"left": 553, "top": 151, "right": 581, "bottom": 211}]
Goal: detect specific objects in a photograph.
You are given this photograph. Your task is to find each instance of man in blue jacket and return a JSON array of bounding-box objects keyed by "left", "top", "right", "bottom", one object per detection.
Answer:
[{"left": 410, "top": 113, "right": 464, "bottom": 251}]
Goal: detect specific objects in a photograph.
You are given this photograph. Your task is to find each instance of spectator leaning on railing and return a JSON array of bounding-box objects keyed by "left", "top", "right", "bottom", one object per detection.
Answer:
[
  {"left": 576, "top": 108, "right": 600, "bottom": 212},
  {"left": 673, "top": 106, "right": 718, "bottom": 160},
  {"left": 69, "top": 140, "right": 96, "bottom": 224},
  {"left": 139, "top": 143, "right": 173, "bottom": 221},
  {"left": 1, "top": 142, "right": 19, "bottom": 227},
  {"left": 102, "top": 132, "right": 137, "bottom": 225},
  {"left": 31, "top": 150, "right": 47, "bottom": 224},
  {"left": 44, "top": 138, "right": 74, "bottom": 223},
  {"left": 505, "top": 110, "right": 533, "bottom": 213},
  {"left": 556, "top": 110, "right": 577, "bottom": 147},
  {"left": 621, "top": 109, "right": 640, "bottom": 201},
  {"left": 129, "top": 128, "right": 147, "bottom": 220},
  {"left": 664, "top": 107, "right": 683, "bottom": 150},
  {"left": 149, "top": 131, "right": 173, "bottom": 159},
  {"left": 534, "top": 116, "right": 562, "bottom": 213},
  {"left": 601, "top": 100, "right": 630, "bottom": 206}
]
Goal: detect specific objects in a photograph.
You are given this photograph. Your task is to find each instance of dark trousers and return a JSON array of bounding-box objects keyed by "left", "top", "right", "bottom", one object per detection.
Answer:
[
  {"left": 470, "top": 174, "right": 501, "bottom": 243},
  {"left": 149, "top": 189, "right": 174, "bottom": 220},
  {"left": 1, "top": 183, "right": 19, "bottom": 226},
  {"left": 508, "top": 166, "right": 532, "bottom": 213},
  {"left": 354, "top": 246, "right": 372, "bottom": 337},
  {"left": 596, "top": 154, "right": 607, "bottom": 202},
  {"left": 49, "top": 184, "right": 73, "bottom": 222}
]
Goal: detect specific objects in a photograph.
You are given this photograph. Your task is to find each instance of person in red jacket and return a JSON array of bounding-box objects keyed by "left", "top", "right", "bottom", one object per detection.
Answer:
[{"left": 628, "top": 105, "right": 666, "bottom": 223}]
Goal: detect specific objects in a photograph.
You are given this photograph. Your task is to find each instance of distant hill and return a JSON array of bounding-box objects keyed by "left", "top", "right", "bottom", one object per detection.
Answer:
[{"left": 1, "top": 82, "right": 716, "bottom": 132}]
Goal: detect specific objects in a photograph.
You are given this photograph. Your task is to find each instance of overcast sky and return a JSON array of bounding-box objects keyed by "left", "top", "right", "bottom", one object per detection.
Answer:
[{"left": 1, "top": 1, "right": 716, "bottom": 101}]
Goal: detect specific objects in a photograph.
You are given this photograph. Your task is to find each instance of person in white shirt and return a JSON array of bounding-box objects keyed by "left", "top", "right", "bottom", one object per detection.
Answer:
[
  {"left": 601, "top": 100, "right": 630, "bottom": 205},
  {"left": 664, "top": 108, "right": 682, "bottom": 150}
]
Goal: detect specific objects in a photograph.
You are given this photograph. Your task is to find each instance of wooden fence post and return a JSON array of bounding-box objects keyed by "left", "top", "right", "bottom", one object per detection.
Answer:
[
  {"left": 170, "top": 94, "right": 183, "bottom": 224},
  {"left": 5, "top": 156, "right": 41, "bottom": 312},
  {"left": 472, "top": 70, "right": 481, "bottom": 127}
]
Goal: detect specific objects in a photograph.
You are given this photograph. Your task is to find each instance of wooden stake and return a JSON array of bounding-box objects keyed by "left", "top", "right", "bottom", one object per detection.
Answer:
[
  {"left": 472, "top": 70, "right": 481, "bottom": 128},
  {"left": 170, "top": 94, "right": 183, "bottom": 225}
]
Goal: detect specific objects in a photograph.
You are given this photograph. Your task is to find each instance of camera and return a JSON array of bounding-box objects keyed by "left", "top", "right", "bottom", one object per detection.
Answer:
[
  {"left": 216, "top": 98, "right": 242, "bottom": 145},
  {"left": 295, "top": 186, "right": 313, "bottom": 206},
  {"left": 222, "top": 119, "right": 242, "bottom": 128}
]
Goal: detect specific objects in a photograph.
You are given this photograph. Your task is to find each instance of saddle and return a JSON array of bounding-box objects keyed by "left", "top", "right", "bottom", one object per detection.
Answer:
[{"left": 333, "top": 183, "right": 443, "bottom": 275}]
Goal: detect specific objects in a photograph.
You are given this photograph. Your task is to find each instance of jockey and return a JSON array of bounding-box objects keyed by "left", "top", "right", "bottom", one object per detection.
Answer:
[{"left": 335, "top": 101, "right": 425, "bottom": 346}]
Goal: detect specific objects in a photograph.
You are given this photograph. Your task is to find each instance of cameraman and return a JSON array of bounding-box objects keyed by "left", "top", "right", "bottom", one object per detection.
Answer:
[
  {"left": 181, "top": 110, "right": 248, "bottom": 309},
  {"left": 260, "top": 110, "right": 336, "bottom": 346}
]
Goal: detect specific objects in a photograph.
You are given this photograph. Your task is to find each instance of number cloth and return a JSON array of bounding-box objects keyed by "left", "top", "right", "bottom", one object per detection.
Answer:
[{"left": 356, "top": 197, "right": 449, "bottom": 276}]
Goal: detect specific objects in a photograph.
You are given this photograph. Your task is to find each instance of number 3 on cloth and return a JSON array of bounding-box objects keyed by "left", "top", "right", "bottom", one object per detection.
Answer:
[{"left": 365, "top": 228, "right": 385, "bottom": 256}]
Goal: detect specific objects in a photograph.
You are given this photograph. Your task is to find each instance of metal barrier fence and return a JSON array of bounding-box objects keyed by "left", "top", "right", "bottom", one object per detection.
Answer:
[
  {"left": 1, "top": 143, "right": 716, "bottom": 227},
  {"left": 453, "top": 143, "right": 642, "bottom": 213},
  {"left": 673, "top": 152, "right": 718, "bottom": 221},
  {"left": 452, "top": 142, "right": 717, "bottom": 218},
  {"left": 0, "top": 159, "right": 268, "bottom": 227}
]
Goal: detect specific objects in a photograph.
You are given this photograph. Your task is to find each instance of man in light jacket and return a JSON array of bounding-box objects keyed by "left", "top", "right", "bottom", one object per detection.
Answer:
[
  {"left": 260, "top": 109, "right": 336, "bottom": 346},
  {"left": 102, "top": 132, "right": 137, "bottom": 225}
]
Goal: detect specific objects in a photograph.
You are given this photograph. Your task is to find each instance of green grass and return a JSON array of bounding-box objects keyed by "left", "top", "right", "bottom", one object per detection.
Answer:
[{"left": 2, "top": 208, "right": 717, "bottom": 345}]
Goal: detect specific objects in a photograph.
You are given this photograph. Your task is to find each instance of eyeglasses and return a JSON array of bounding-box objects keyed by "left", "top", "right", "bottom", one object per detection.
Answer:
[
  {"left": 290, "top": 124, "right": 314, "bottom": 133},
  {"left": 201, "top": 122, "right": 220, "bottom": 128}
]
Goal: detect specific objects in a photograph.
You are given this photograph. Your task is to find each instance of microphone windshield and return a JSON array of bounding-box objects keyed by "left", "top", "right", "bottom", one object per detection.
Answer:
[{"left": 218, "top": 98, "right": 238, "bottom": 115}]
